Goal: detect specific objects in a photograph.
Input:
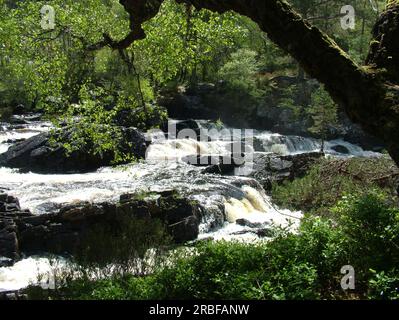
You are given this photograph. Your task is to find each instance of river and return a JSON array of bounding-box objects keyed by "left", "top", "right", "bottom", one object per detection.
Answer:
[{"left": 0, "top": 116, "right": 381, "bottom": 292}]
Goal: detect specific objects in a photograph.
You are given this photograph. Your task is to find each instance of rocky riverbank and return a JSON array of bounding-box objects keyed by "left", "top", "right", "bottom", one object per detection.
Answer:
[{"left": 0, "top": 190, "right": 204, "bottom": 264}]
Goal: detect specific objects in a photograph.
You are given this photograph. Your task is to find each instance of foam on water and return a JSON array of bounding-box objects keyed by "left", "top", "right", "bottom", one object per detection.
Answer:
[
  {"left": 253, "top": 130, "right": 381, "bottom": 158},
  {"left": 200, "top": 186, "right": 302, "bottom": 241},
  {"left": 0, "top": 257, "right": 64, "bottom": 292}
]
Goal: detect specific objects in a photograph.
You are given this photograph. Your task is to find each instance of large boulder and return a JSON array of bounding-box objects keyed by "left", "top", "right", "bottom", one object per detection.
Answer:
[
  {"left": 248, "top": 152, "right": 324, "bottom": 190},
  {"left": 0, "top": 127, "right": 147, "bottom": 173},
  {"left": 119, "top": 190, "right": 201, "bottom": 243},
  {"left": 331, "top": 144, "right": 350, "bottom": 154},
  {"left": 0, "top": 190, "right": 202, "bottom": 262}
]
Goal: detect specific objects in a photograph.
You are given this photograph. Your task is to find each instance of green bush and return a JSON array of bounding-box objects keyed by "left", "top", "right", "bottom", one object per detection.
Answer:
[
  {"left": 272, "top": 157, "right": 399, "bottom": 216},
  {"left": 332, "top": 192, "right": 399, "bottom": 287},
  {"left": 368, "top": 269, "right": 399, "bottom": 300}
]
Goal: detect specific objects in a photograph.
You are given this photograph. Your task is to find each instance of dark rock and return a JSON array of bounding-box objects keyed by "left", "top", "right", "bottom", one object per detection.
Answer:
[
  {"left": 0, "top": 230, "right": 19, "bottom": 260},
  {"left": 231, "top": 227, "right": 274, "bottom": 238},
  {"left": 181, "top": 154, "right": 245, "bottom": 175},
  {"left": 0, "top": 133, "right": 49, "bottom": 168},
  {"left": 331, "top": 144, "right": 350, "bottom": 154},
  {"left": 169, "top": 119, "right": 201, "bottom": 138},
  {"left": 0, "top": 192, "right": 21, "bottom": 260},
  {"left": 13, "top": 104, "right": 25, "bottom": 115},
  {"left": 248, "top": 152, "right": 324, "bottom": 190},
  {"left": 0, "top": 191, "right": 202, "bottom": 261},
  {"left": 21, "top": 215, "right": 50, "bottom": 226},
  {"left": 117, "top": 191, "right": 201, "bottom": 243},
  {"left": 5, "top": 138, "right": 26, "bottom": 144},
  {"left": 255, "top": 228, "right": 275, "bottom": 238},
  {"left": 159, "top": 92, "right": 219, "bottom": 121},
  {"left": 201, "top": 163, "right": 239, "bottom": 175},
  {"left": 120, "top": 127, "right": 147, "bottom": 158},
  {"left": 0, "top": 127, "right": 147, "bottom": 173},
  {"left": 236, "top": 218, "right": 265, "bottom": 229},
  {"left": 184, "top": 153, "right": 243, "bottom": 165}
]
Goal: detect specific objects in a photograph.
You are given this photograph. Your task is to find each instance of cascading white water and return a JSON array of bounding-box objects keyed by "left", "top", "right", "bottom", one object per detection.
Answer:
[
  {"left": 0, "top": 118, "right": 381, "bottom": 291},
  {"left": 0, "top": 257, "right": 62, "bottom": 292},
  {"left": 253, "top": 130, "right": 382, "bottom": 157}
]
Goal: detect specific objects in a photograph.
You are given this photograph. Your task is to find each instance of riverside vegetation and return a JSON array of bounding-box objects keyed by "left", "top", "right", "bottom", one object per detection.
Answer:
[
  {"left": 21, "top": 157, "right": 399, "bottom": 300},
  {"left": 1, "top": 0, "right": 399, "bottom": 300}
]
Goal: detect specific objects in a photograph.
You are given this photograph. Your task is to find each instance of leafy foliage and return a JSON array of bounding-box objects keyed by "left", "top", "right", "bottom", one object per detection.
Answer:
[{"left": 218, "top": 49, "right": 263, "bottom": 98}]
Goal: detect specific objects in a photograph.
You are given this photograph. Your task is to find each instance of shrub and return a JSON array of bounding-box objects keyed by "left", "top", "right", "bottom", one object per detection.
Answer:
[
  {"left": 368, "top": 269, "right": 399, "bottom": 300},
  {"left": 272, "top": 157, "right": 399, "bottom": 216},
  {"left": 332, "top": 191, "right": 399, "bottom": 288}
]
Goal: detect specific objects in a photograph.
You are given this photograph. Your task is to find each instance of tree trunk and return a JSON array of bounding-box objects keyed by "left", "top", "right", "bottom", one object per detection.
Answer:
[{"left": 119, "top": 0, "right": 399, "bottom": 166}]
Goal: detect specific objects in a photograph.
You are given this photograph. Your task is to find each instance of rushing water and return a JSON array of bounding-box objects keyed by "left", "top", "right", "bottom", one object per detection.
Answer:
[{"left": 0, "top": 117, "right": 381, "bottom": 291}]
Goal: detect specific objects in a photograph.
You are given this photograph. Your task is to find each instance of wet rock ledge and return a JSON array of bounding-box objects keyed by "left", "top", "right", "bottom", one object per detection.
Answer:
[{"left": 0, "top": 190, "right": 202, "bottom": 265}]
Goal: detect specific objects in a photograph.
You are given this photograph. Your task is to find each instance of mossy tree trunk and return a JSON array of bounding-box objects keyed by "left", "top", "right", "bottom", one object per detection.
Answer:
[{"left": 118, "top": 0, "right": 399, "bottom": 165}]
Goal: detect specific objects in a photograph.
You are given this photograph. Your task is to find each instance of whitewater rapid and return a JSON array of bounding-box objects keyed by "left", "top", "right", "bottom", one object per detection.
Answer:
[{"left": 0, "top": 118, "right": 381, "bottom": 292}]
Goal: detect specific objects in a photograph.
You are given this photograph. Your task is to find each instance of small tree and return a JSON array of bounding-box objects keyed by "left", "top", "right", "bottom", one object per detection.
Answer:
[
  {"left": 307, "top": 86, "right": 338, "bottom": 152},
  {"left": 218, "top": 49, "right": 262, "bottom": 97}
]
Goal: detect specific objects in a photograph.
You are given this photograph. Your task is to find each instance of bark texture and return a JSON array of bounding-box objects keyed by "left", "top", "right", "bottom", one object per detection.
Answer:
[{"left": 118, "top": 0, "right": 399, "bottom": 165}]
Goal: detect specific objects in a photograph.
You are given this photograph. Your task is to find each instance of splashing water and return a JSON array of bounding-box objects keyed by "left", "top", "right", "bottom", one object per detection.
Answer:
[
  {"left": 0, "top": 257, "right": 66, "bottom": 292},
  {"left": 0, "top": 119, "right": 380, "bottom": 291}
]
